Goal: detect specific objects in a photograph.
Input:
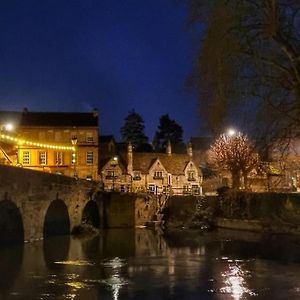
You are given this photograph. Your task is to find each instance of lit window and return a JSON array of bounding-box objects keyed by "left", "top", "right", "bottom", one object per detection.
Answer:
[
  {"left": 39, "top": 151, "right": 47, "bottom": 165},
  {"left": 86, "top": 151, "right": 94, "bottom": 164},
  {"left": 23, "top": 151, "right": 30, "bottom": 165},
  {"left": 55, "top": 152, "right": 63, "bottom": 165}
]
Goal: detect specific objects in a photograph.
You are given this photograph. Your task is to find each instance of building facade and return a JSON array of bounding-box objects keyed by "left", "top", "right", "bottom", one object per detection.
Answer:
[
  {"left": 100, "top": 141, "right": 203, "bottom": 195},
  {"left": 0, "top": 110, "right": 99, "bottom": 180}
]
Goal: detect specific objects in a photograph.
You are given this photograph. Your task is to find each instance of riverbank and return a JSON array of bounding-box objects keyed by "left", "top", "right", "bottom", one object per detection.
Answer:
[{"left": 164, "top": 192, "right": 300, "bottom": 235}]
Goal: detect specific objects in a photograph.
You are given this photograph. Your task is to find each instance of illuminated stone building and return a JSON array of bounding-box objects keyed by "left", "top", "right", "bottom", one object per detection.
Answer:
[
  {"left": 0, "top": 109, "right": 99, "bottom": 180},
  {"left": 100, "top": 139, "right": 203, "bottom": 194}
]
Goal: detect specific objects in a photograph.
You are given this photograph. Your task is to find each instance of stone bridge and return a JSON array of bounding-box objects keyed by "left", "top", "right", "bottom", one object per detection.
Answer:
[
  {"left": 0, "top": 165, "right": 159, "bottom": 244},
  {"left": 0, "top": 165, "right": 105, "bottom": 243}
]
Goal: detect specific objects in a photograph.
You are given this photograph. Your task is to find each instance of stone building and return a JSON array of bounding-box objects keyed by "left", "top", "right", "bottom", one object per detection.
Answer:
[
  {"left": 100, "top": 140, "right": 203, "bottom": 195},
  {"left": 0, "top": 109, "right": 99, "bottom": 180}
]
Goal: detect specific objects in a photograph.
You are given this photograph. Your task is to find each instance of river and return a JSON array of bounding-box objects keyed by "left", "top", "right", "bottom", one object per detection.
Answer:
[{"left": 1, "top": 228, "right": 300, "bottom": 300}]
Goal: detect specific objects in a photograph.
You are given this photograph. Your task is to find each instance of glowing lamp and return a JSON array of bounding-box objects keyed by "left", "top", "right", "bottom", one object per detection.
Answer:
[{"left": 227, "top": 128, "right": 236, "bottom": 137}]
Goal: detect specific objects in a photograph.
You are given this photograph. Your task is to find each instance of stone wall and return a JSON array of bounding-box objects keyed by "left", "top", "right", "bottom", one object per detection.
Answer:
[
  {"left": 0, "top": 165, "right": 100, "bottom": 242},
  {"left": 102, "top": 192, "right": 158, "bottom": 228},
  {"left": 217, "top": 191, "right": 300, "bottom": 234}
]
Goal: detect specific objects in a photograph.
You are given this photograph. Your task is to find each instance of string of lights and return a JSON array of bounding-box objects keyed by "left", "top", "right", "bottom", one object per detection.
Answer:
[{"left": 0, "top": 133, "right": 75, "bottom": 151}]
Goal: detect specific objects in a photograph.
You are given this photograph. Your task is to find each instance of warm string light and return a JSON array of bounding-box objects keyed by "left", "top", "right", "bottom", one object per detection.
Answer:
[{"left": 0, "top": 133, "right": 75, "bottom": 151}]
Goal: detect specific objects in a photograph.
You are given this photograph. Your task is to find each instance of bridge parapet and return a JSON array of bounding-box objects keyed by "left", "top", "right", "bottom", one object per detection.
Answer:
[{"left": 0, "top": 165, "right": 99, "bottom": 243}]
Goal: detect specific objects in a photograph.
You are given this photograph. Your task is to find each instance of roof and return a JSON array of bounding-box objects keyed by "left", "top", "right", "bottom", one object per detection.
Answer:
[
  {"left": 120, "top": 152, "right": 194, "bottom": 175},
  {"left": 0, "top": 110, "right": 98, "bottom": 127},
  {"left": 99, "top": 156, "right": 127, "bottom": 173},
  {"left": 99, "top": 135, "right": 115, "bottom": 143}
]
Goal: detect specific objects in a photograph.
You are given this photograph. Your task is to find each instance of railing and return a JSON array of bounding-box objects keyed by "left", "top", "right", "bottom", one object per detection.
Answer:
[
  {"left": 153, "top": 176, "right": 164, "bottom": 180},
  {"left": 105, "top": 175, "right": 118, "bottom": 180},
  {"left": 102, "top": 184, "right": 201, "bottom": 196}
]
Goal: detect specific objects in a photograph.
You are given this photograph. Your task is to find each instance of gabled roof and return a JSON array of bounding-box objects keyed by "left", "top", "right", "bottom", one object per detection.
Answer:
[
  {"left": 0, "top": 110, "right": 98, "bottom": 127},
  {"left": 99, "top": 156, "right": 127, "bottom": 173},
  {"left": 120, "top": 152, "right": 194, "bottom": 175}
]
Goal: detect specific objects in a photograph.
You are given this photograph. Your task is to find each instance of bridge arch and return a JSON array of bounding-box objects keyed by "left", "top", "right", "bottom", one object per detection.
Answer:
[
  {"left": 43, "top": 200, "right": 70, "bottom": 238},
  {"left": 82, "top": 200, "right": 101, "bottom": 228},
  {"left": 0, "top": 200, "right": 24, "bottom": 244}
]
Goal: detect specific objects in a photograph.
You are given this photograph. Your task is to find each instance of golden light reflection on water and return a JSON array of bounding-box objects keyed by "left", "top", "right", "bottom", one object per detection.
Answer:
[
  {"left": 54, "top": 260, "right": 95, "bottom": 266},
  {"left": 220, "top": 262, "right": 257, "bottom": 299}
]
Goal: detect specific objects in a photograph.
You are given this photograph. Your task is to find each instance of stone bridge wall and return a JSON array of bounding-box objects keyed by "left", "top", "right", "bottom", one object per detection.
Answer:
[
  {"left": 0, "top": 165, "right": 100, "bottom": 242},
  {"left": 0, "top": 165, "right": 158, "bottom": 243}
]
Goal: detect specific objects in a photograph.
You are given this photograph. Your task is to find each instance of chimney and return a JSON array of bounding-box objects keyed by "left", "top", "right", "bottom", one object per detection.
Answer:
[
  {"left": 127, "top": 142, "right": 133, "bottom": 175},
  {"left": 187, "top": 142, "right": 193, "bottom": 157},
  {"left": 92, "top": 108, "right": 98, "bottom": 117},
  {"left": 166, "top": 140, "right": 172, "bottom": 156}
]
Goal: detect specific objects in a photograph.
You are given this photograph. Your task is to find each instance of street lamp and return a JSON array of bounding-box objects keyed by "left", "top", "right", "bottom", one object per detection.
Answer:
[
  {"left": 3, "top": 123, "right": 14, "bottom": 132},
  {"left": 111, "top": 156, "right": 118, "bottom": 191},
  {"left": 71, "top": 137, "right": 78, "bottom": 178},
  {"left": 227, "top": 128, "right": 236, "bottom": 137}
]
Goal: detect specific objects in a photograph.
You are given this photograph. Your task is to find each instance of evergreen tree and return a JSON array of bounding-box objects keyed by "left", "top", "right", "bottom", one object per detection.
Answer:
[
  {"left": 120, "top": 110, "right": 149, "bottom": 149},
  {"left": 153, "top": 114, "right": 184, "bottom": 152}
]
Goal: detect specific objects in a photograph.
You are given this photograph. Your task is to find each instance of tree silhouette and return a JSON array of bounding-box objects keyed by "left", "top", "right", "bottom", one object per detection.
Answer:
[
  {"left": 120, "top": 110, "right": 149, "bottom": 150},
  {"left": 153, "top": 114, "right": 184, "bottom": 152},
  {"left": 186, "top": 0, "right": 300, "bottom": 147}
]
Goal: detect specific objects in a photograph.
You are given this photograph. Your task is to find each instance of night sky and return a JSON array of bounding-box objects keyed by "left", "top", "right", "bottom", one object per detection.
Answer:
[{"left": 0, "top": 0, "right": 202, "bottom": 141}]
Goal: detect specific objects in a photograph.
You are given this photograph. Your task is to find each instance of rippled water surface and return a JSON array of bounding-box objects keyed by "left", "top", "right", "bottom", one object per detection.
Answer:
[{"left": 1, "top": 228, "right": 300, "bottom": 300}]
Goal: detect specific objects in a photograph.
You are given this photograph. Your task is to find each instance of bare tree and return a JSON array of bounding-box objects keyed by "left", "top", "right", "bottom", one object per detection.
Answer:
[
  {"left": 186, "top": 0, "right": 300, "bottom": 148},
  {"left": 208, "top": 132, "right": 260, "bottom": 189}
]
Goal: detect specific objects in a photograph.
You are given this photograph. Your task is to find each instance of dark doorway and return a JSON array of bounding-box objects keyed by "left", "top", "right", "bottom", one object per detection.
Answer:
[
  {"left": 82, "top": 201, "right": 100, "bottom": 228},
  {"left": 0, "top": 200, "right": 24, "bottom": 244},
  {"left": 43, "top": 200, "right": 70, "bottom": 238}
]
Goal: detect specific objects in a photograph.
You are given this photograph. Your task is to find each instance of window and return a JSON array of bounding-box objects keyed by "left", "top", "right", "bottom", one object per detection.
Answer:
[
  {"left": 154, "top": 171, "right": 163, "bottom": 179},
  {"left": 38, "top": 151, "right": 47, "bottom": 165},
  {"left": 106, "top": 170, "right": 117, "bottom": 180},
  {"left": 188, "top": 171, "right": 195, "bottom": 181},
  {"left": 120, "top": 185, "right": 126, "bottom": 193},
  {"left": 86, "top": 136, "right": 94, "bottom": 143},
  {"left": 148, "top": 184, "right": 156, "bottom": 194},
  {"left": 133, "top": 171, "right": 141, "bottom": 180},
  {"left": 23, "top": 151, "right": 30, "bottom": 165},
  {"left": 55, "top": 152, "right": 63, "bottom": 165},
  {"left": 86, "top": 151, "right": 94, "bottom": 164},
  {"left": 38, "top": 132, "right": 46, "bottom": 140},
  {"left": 192, "top": 185, "right": 200, "bottom": 195},
  {"left": 54, "top": 131, "right": 62, "bottom": 141}
]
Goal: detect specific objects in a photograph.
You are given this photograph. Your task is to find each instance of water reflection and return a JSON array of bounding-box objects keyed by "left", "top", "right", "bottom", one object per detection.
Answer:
[
  {"left": 101, "top": 257, "right": 128, "bottom": 300},
  {"left": 2, "top": 229, "right": 300, "bottom": 299},
  {"left": 218, "top": 261, "right": 256, "bottom": 299},
  {"left": 43, "top": 235, "right": 70, "bottom": 270},
  {"left": 0, "top": 245, "right": 23, "bottom": 298}
]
